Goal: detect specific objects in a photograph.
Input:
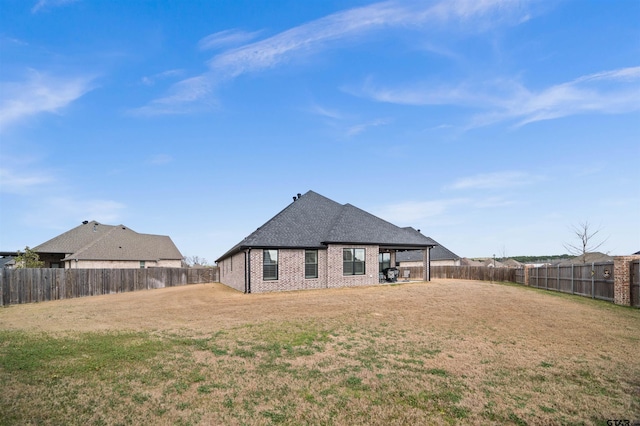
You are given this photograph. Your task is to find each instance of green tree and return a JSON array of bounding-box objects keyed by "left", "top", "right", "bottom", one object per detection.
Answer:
[{"left": 15, "top": 247, "right": 45, "bottom": 268}]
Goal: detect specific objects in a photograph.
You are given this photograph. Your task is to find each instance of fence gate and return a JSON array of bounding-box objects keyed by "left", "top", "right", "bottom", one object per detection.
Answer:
[{"left": 632, "top": 260, "right": 640, "bottom": 308}]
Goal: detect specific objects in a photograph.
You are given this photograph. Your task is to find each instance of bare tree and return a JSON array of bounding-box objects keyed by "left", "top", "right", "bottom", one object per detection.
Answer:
[
  {"left": 184, "top": 255, "right": 209, "bottom": 267},
  {"left": 563, "top": 221, "right": 608, "bottom": 264}
]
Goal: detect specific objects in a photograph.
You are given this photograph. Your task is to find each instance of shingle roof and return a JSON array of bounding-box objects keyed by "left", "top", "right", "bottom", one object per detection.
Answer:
[
  {"left": 556, "top": 252, "right": 614, "bottom": 265},
  {"left": 395, "top": 241, "right": 460, "bottom": 263},
  {"left": 217, "top": 191, "right": 437, "bottom": 262},
  {"left": 33, "top": 221, "right": 182, "bottom": 262}
]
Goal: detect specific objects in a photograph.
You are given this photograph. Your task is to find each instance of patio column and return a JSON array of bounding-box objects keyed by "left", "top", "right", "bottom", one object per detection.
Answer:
[{"left": 423, "top": 247, "right": 431, "bottom": 282}]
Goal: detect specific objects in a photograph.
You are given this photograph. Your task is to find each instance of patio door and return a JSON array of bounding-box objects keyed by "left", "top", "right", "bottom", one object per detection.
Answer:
[{"left": 379, "top": 253, "right": 390, "bottom": 272}]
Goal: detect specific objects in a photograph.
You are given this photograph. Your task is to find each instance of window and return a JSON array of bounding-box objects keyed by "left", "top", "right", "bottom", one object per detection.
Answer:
[
  {"left": 263, "top": 249, "right": 278, "bottom": 280},
  {"left": 343, "top": 248, "right": 365, "bottom": 275},
  {"left": 305, "top": 250, "right": 318, "bottom": 279},
  {"left": 140, "top": 261, "right": 146, "bottom": 269},
  {"left": 379, "top": 253, "right": 390, "bottom": 272}
]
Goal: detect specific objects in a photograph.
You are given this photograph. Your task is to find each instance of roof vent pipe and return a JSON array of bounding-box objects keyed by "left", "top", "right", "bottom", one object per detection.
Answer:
[
  {"left": 297, "top": 193, "right": 301, "bottom": 198},
  {"left": 293, "top": 196, "right": 297, "bottom": 202}
]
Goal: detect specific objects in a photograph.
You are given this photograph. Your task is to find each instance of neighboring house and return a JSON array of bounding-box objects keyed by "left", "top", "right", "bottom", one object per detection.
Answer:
[
  {"left": 501, "top": 258, "right": 523, "bottom": 268},
  {"left": 396, "top": 242, "right": 460, "bottom": 267},
  {"left": 460, "top": 258, "right": 485, "bottom": 267},
  {"left": 0, "top": 256, "right": 15, "bottom": 269},
  {"left": 556, "top": 252, "right": 614, "bottom": 265},
  {"left": 32, "top": 220, "right": 183, "bottom": 269},
  {"left": 215, "top": 191, "right": 437, "bottom": 293}
]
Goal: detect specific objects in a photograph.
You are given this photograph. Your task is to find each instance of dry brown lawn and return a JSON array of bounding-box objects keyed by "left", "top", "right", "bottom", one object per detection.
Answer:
[{"left": 1, "top": 279, "right": 639, "bottom": 425}]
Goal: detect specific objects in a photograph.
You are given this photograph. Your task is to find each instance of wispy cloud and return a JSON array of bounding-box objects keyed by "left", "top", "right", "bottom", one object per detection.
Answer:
[
  {"left": 148, "top": 154, "right": 173, "bottom": 165},
  {"left": 141, "top": 69, "right": 184, "bottom": 86},
  {"left": 499, "top": 66, "right": 640, "bottom": 127},
  {"left": 0, "top": 70, "right": 96, "bottom": 131},
  {"left": 355, "top": 66, "right": 640, "bottom": 127},
  {"left": 375, "top": 198, "right": 469, "bottom": 224},
  {"left": 198, "top": 29, "right": 262, "bottom": 51},
  {"left": 25, "top": 197, "right": 126, "bottom": 227},
  {"left": 447, "top": 171, "right": 544, "bottom": 190},
  {"left": 0, "top": 168, "right": 54, "bottom": 194},
  {"left": 31, "top": 0, "right": 79, "bottom": 13},
  {"left": 346, "top": 118, "right": 391, "bottom": 136},
  {"left": 308, "top": 103, "right": 345, "bottom": 120},
  {"left": 136, "top": 0, "right": 532, "bottom": 115}
]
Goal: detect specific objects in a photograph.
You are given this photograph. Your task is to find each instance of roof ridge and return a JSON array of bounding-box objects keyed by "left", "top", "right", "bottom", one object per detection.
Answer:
[{"left": 67, "top": 225, "right": 120, "bottom": 260}]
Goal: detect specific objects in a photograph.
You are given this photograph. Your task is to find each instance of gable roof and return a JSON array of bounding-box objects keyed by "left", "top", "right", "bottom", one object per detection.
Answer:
[
  {"left": 217, "top": 191, "right": 436, "bottom": 262},
  {"left": 556, "top": 251, "right": 613, "bottom": 265},
  {"left": 395, "top": 241, "right": 460, "bottom": 263},
  {"left": 33, "top": 221, "right": 182, "bottom": 262}
]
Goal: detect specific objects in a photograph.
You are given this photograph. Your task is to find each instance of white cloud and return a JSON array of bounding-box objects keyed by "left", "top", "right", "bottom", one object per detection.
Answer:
[
  {"left": 0, "top": 70, "right": 96, "bottom": 132},
  {"left": 198, "top": 29, "right": 262, "bottom": 51},
  {"left": 0, "top": 168, "right": 54, "bottom": 194},
  {"left": 138, "top": 0, "right": 532, "bottom": 114},
  {"left": 356, "top": 66, "right": 640, "bottom": 128},
  {"left": 447, "top": 171, "right": 543, "bottom": 190},
  {"left": 148, "top": 154, "right": 173, "bottom": 165},
  {"left": 346, "top": 118, "right": 391, "bottom": 136},
  {"left": 141, "top": 69, "right": 184, "bottom": 86},
  {"left": 25, "top": 197, "right": 126, "bottom": 227},
  {"left": 31, "top": 0, "right": 79, "bottom": 13},
  {"left": 375, "top": 198, "right": 469, "bottom": 224}
]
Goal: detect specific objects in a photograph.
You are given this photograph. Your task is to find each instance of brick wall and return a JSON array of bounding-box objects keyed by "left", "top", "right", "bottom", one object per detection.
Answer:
[
  {"left": 218, "top": 251, "right": 246, "bottom": 293},
  {"left": 219, "top": 245, "right": 382, "bottom": 293},
  {"left": 326, "top": 244, "right": 378, "bottom": 289},
  {"left": 613, "top": 255, "right": 640, "bottom": 306},
  {"left": 250, "top": 249, "right": 328, "bottom": 293}
]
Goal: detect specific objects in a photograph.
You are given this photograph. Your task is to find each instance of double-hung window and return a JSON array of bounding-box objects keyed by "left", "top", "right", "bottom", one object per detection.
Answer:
[
  {"left": 305, "top": 250, "right": 318, "bottom": 279},
  {"left": 263, "top": 249, "right": 278, "bottom": 280},
  {"left": 343, "top": 248, "right": 365, "bottom": 275}
]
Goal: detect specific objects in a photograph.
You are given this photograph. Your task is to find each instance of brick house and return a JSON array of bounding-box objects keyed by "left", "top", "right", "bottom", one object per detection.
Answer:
[
  {"left": 32, "top": 220, "right": 183, "bottom": 269},
  {"left": 216, "top": 191, "right": 437, "bottom": 293}
]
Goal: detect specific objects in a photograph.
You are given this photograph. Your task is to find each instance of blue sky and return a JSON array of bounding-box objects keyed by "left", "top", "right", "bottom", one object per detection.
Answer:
[{"left": 1, "top": 0, "right": 639, "bottom": 263}]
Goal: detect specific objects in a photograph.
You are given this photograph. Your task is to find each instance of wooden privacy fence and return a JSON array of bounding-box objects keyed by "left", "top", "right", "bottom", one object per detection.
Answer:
[
  {"left": 0, "top": 267, "right": 220, "bottom": 307},
  {"left": 514, "top": 262, "right": 615, "bottom": 302},
  {"left": 397, "top": 266, "right": 516, "bottom": 283},
  {"left": 431, "top": 265, "right": 516, "bottom": 282}
]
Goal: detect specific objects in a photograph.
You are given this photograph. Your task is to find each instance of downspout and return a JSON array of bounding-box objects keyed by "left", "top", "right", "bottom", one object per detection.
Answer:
[
  {"left": 244, "top": 251, "right": 248, "bottom": 294},
  {"left": 427, "top": 247, "right": 431, "bottom": 282}
]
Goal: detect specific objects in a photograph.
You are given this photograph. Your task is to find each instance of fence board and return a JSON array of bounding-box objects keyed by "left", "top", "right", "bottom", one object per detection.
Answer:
[{"left": 0, "top": 267, "right": 220, "bottom": 306}]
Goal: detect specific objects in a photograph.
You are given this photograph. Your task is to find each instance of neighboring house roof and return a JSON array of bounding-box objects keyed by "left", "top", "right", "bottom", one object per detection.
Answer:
[
  {"left": 460, "top": 258, "right": 485, "bottom": 267},
  {"left": 396, "top": 241, "right": 460, "bottom": 263},
  {"left": 0, "top": 257, "right": 15, "bottom": 268},
  {"left": 33, "top": 221, "right": 182, "bottom": 262},
  {"left": 502, "top": 258, "right": 523, "bottom": 268},
  {"left": 217, "top": 191, "right": 437, "bottom": 262},
  {"left": 634, "top": 250, "right": 640, "bottom": 255},
  {"left": 556, "top": 252, "right": 614, "bottom": 265}
]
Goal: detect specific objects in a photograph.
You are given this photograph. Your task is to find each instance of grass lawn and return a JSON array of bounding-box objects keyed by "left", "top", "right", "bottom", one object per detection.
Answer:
[{"left": 0, "top": 280, "right": 639, "bottom": 425}]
